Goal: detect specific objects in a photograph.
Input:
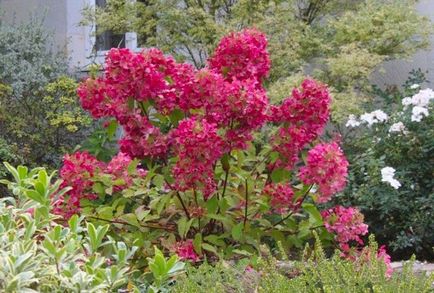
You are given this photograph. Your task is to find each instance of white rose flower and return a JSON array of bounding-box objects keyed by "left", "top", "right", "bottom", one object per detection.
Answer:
[
  {"left": 372, "top": 110, "right": 388, "bottom": 122},
  {"left": 411, "top": 88, "right": 434, "bottom": 108},
  {"left": 410, "top": 84, "right": 420, "bottom": 89},
  {"left": 360, "top": 112, "right": 375, "bottom": 126},
  {"left": 346, "top": 114, "right": 360, "bottom": 128},
  {"left": 381, "top": 167, "right": 401, "bottom": 189},
  {"left": 411, "top": 106, "right": 429, "bottom": 122},
  {"left": 389, "top": 122, "right": 406, "bottom": 133}
]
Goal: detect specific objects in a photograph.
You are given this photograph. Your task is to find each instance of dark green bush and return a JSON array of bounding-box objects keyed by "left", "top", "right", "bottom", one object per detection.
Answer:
[{"left": 339, "top": 71, "right": 434, "bottom": 260}]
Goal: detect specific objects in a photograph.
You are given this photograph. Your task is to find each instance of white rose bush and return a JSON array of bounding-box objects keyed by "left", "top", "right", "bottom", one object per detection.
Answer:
[{"left": 339, "top": 72, "right": 434, "bottom": 261}]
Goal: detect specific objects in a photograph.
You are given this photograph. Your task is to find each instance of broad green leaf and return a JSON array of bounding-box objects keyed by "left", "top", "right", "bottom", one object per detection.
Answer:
[
  {"left": 231, "top": 222, "right": 244, "bottom": 242},
  {"left": 202, "top": 243, "right": 218, "bottom": 255},
  {"left": 271, "top": 168, "right": 291, "bottom": 183}
]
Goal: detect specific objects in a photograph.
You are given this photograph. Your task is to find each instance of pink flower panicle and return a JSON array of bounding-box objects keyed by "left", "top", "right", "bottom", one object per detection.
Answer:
[
  {"left": 208, "top": 28, "right": 270, "bottom": 83},
  {"left": 263, "top": 183, "right": 300, "bottom": 214},
  {"left": 106, "top": 152, "right": 147, "bottom": 191},
  {"left": 171, "top": 117, "right": 224, "bottom": 199},
  {"left": 53, "top": 151, "right": 102, "bottom": 218},
  {"left": 118, "top": 112, "right": 169, "bottom": 159},
  {"left": 299, "top": 142, "right": 349, "bottom": 203},
  {"left": 321, "top": 206, "right": 369, "bottom": 252},
  {"left": 53, "top": 151, "right": 147, "bottom": 218},
  {"left": 175, "top": 240, "right": 200, "bottom": 262},
  {"left": 377, "top": 245, "right": 393, "bottom": 278},
  {"left": 271, "top": 79, "right": 331, "bottom": 169}
]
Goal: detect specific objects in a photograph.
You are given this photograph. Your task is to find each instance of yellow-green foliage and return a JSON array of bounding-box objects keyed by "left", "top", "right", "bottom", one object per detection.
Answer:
[
  {"left": 82, "top": 0, "right": 432, "bottom": 123},
  {"left": 0, "top": 19, "right": 92, "bottom": 167},
  {"left": 172, "top": 235, "right": 434, "bottom": 292},
  {"left": 43, "top": 76, "right": 92, "bottom": 133}
]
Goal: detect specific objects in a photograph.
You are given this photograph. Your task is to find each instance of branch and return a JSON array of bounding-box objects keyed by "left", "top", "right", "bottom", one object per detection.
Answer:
[
  {"left": 243, "top": 179, "right": 248, "bottom": 228},
  {"left": 266, "top": 185, "right": 313, "bottom": 230},
  {"left": 176, "top": 191, "right": 191, "bottom": 220},
  {"left": 87, "top": 216, "right": 176, "bottom": 231}
]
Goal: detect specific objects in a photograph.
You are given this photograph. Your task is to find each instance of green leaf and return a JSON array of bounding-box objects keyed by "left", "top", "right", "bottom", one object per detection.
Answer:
[
  {"left": 193, "top": 233, "right": 202, "bottom": 255},
  {"left": 271, "top": 168, "right": 291, "bottom": 183},
  {"left": 231, "top": 222, "right": 244, "bottom": 242},
  {"left": 25, "top": 190, "right": 46, "bottom": 205},
  {"left": 169, "top": 108, "right": 184, "bottom": 126},
  {"left": 177, "top": 217, "right": 194, "bottom": 238},
  {"left": 302, "top": 203, "right": 323, "bottom": 225},
  {"left": 205, "top": 195, "right": 219, "bottom": 214},
  {"left": 4, "top": 162, "right": 20, "bottom": 183},
  {"left": 38, "top": 170, "right": 49, "bottom": 188},
  {"left": 202, "top": 243, "right": 218, "bottom": 255},
  {"left": 17, "top": 165, "right": 28, "bottom": 180},
  {"left": 135, "top": 206, "right": 150, "bottom": 222}
]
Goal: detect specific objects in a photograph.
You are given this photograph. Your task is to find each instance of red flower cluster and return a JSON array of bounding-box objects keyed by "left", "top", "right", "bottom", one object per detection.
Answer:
[
  {"left": 53, "top": 151, "right": 145, "bottom": 218},
  {"left": 263, "top": 183, "right": 300, "bottom": 214},
  {"left": 171, "top": 117, "right": 224, "bottom": 199},
  {"left": 106, "top": 152, "right": 147, "bottom": 191},
  {"left": 271, "top": 79, "right": 331, "bottom": 169},
  {"left": 53, "top": 151, "right": 102, "bottom": 218},
  {"left": 299, "top": 142, "right": 349, "bottom": 203},
  {"left": 321, "top": 206, "right": 369, "bottom": 252},
  {"left": 208, "top": 28, "right": 270, "bottom": 83},
  {"left": 174, "top": 239, "right": 199, "bottom": 262}
]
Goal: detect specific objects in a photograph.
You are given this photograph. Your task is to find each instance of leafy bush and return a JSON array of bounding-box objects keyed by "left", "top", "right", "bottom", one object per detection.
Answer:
[
  {"left": 173, "top": 236, "right": 434, "bottom": 292},
  {"left": 340, "top": 72, "right": 434, "bottom": 260},
  {"left": 46, "top": 28, "right": 387, "bottom": 269},
  {"left": 0, "top": 163, "right": 184, "bottom": 292},
  {"left": 0, "top": 17, "right": 91, "bottom": 167}
]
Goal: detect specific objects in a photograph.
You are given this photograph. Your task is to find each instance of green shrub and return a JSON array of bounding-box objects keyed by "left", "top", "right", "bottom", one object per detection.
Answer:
[
  {"left": 0, "top": 17, "right": 91, "bottom": 167},
  {"left": 0, "top": 163, "right": 185, "bottom": 292},
  {"left": 339, "top": 71, "right": 434, "bottom": 260}
]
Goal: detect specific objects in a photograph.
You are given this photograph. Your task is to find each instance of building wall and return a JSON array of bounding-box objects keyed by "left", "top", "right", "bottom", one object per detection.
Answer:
[
  {"left": 0, "top": 0, "right": 93, "bottom": 71},
  {"left": 0, "top": 0, "right": 68, "bottom": 53}
]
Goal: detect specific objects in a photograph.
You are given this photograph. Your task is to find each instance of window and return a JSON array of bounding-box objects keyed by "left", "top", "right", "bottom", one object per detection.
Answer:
[{"left": 95, "top": 0, "right": 125, "bottom": 51}]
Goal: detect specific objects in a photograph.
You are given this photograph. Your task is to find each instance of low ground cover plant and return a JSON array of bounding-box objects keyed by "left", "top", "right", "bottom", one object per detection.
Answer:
[{"left": 173, "top": 236, "right": 434, "bottom": 292}]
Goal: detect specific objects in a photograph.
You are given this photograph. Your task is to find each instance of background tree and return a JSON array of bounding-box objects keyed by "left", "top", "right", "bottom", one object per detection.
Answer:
[
  {"left": 81, "top": 0, "right": 432, "bottom": 122},
  {"left": 0, "top": 17, "right": 92, "bottom": 167}
]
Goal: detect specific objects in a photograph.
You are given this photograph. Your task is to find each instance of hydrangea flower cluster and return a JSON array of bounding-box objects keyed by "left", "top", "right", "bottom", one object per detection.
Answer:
[
  {"left": 270, "top": 79, "right": 331, "bottom": 169},
  {"left": 53, "top": 151, "right": 145, "bottom": 218},
  {"left": 321, "top": 206, "right": 369, "bottom": 252},
  {"left": 174, "top": 240, "right": 199, "bottom": 262},
  {"left": 263, "top": 183, "right": 300, "bottom": 214},
  {"left": 171, "top": 117, "right": 224, "bottom": 198},
  {"left": 208, "top": 28, "right": 270, "bottom": 83},
  {"left": 62, "top": 28, "right": 364, "bottom": 262},
  {"left": 377, "top": 245, "right": 393, "bottom": 277},
  {"left": 53, "top": 151, "right": 102, "bottom": 218},
  {"left": 299, "top": 142, "right": 349, "bottom": 203}
]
